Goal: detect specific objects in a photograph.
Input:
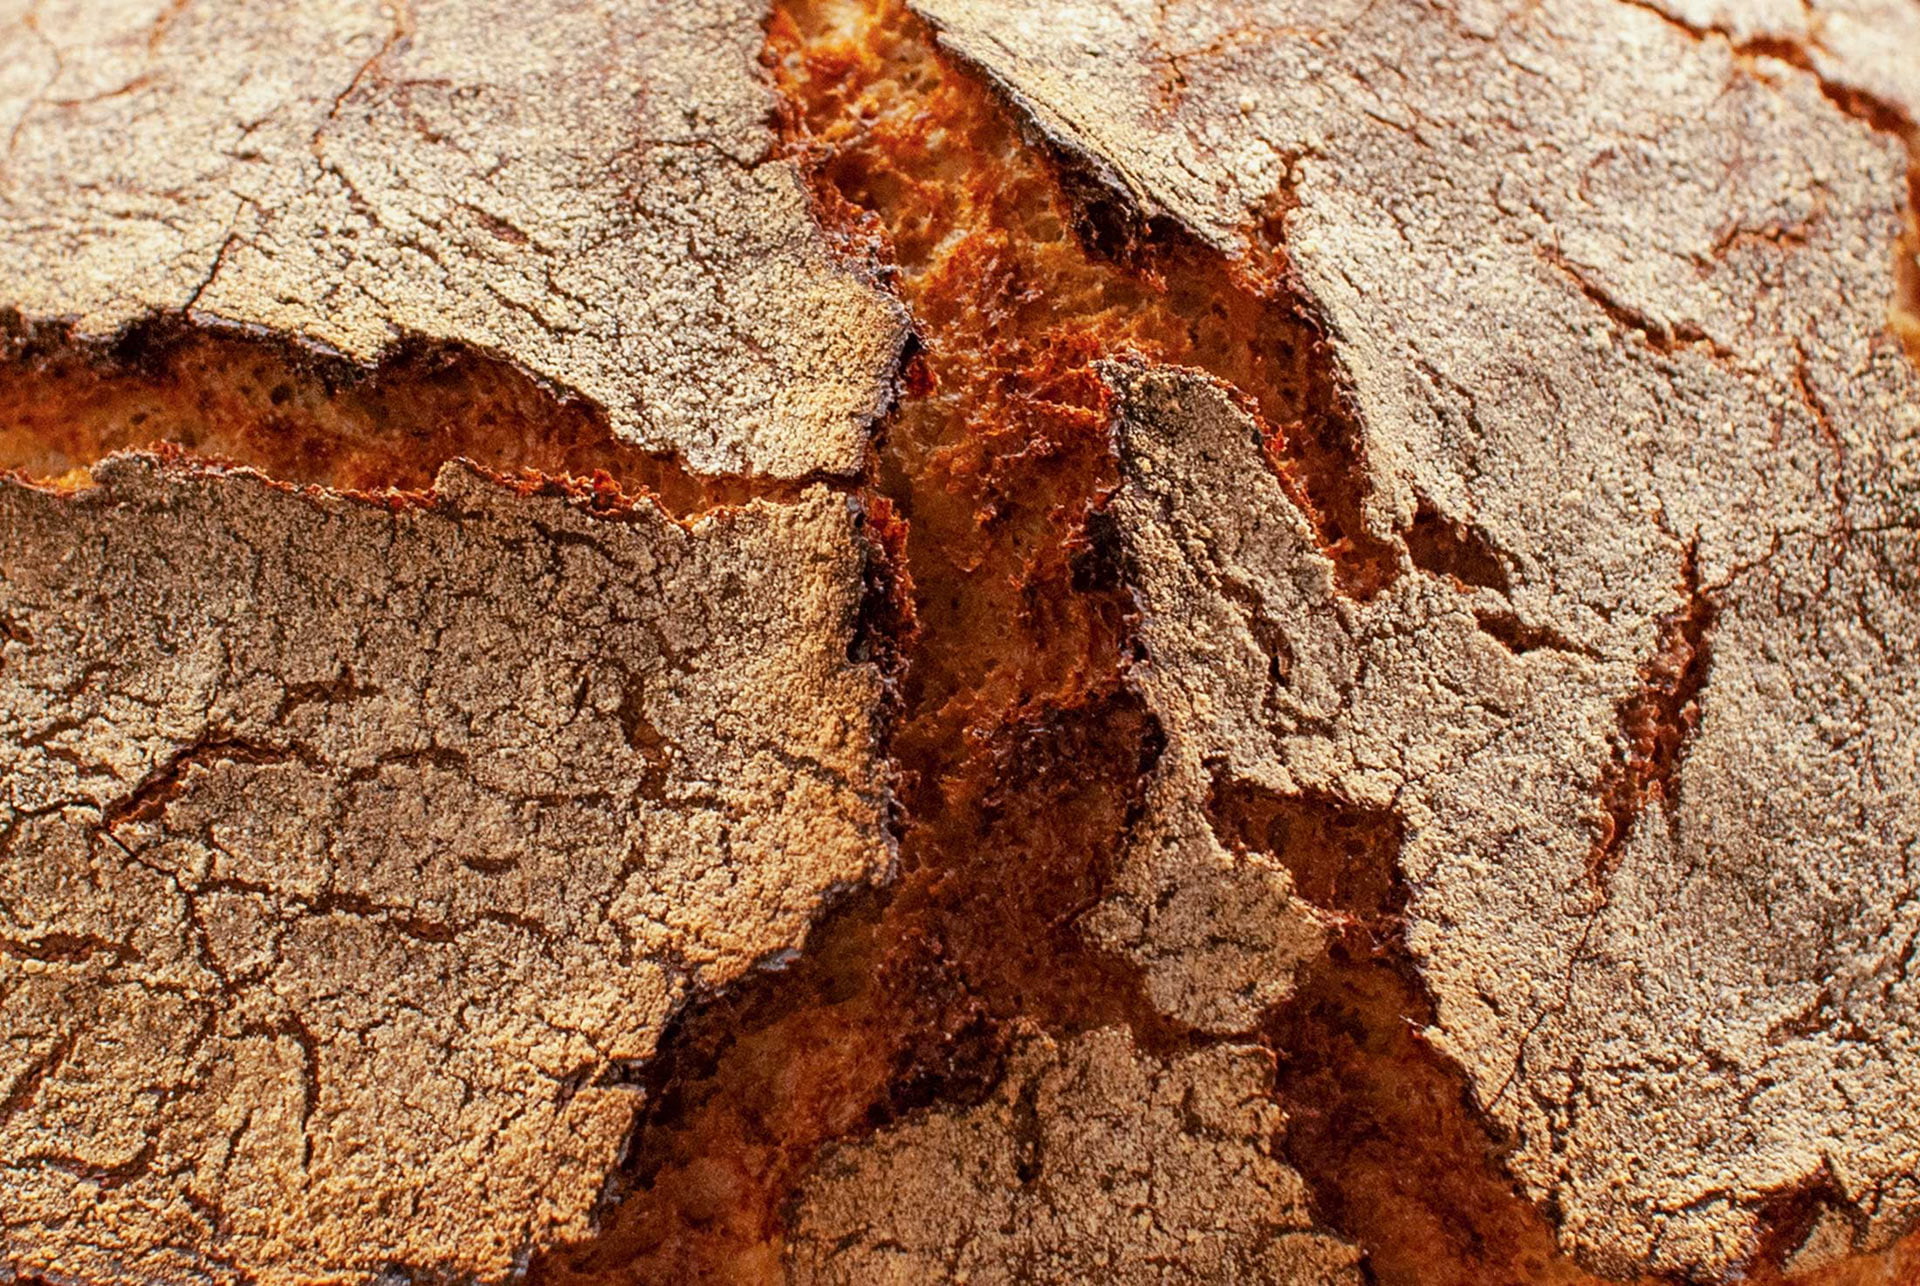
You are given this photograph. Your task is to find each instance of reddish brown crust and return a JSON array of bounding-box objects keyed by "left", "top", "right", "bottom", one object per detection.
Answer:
[
  {"left": 0, "top": 315, "right": 809, "bottom": 517},
  {"left": 533, "top": 3, "right": 1698, "bottom": 1282},
  {"left": 2, "top": 0, "right": 1917, "bottom": 1280}
]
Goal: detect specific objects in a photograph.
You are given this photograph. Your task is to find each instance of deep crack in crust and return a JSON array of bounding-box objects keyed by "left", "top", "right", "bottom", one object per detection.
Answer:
[
  {"left": 0, "top": 315, "right": 826, "bottom": 515},
  {"left": 2, "top": 0, "right": 1919, "bottom": 1282},
  {"left": 554, "top": 0, "right": 1920, "bottom": 1280},
  {"left": 0, "top": 0, "right": 906, "bottom": 478},
  {"left": 880, "top": 0, "right": 1920, "bottom": 1274}
]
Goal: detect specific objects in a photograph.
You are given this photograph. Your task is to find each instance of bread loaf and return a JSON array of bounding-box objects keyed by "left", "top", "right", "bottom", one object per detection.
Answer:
[{"left": 2, "top": 0, "right": 1916, "bottom": 1282}]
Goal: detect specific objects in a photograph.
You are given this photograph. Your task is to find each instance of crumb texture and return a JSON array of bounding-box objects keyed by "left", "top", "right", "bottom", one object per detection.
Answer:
[
  {"left": 0, "top": 0, "right": 904, "bottom": 477},
  {"left": 0, "top": 461, "right": 887, "bottom": 1284},
  {"left": 786, "top": 1027, "right": 1363, "bottom": 1284}
]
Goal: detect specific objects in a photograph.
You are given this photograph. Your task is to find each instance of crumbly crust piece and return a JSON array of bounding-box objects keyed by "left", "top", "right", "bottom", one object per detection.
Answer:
[
  {"left": 0, "top": 460, "right": 889, "bottom": 1284},
  {"left": 0, "top": 0, "right": 905, "bottom": 477},
  {"left": 787, "top": 1026, "right": 1364, "bottom": 1284}
]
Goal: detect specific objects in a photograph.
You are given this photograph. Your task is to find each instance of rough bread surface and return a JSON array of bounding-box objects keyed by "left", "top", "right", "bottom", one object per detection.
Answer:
[
  {"left": 0, "top": 462, "right": 888, "bottom": 1284},
  {"left": 787, "top": 1028, "right": 1364, "bottom": 1284},
  {"left": 1105, "top": 361, "right": 1920, "bottom": 1275},
  {"left": 0, "top": 0, "right": 904, "bottom": 477},
  {"left": 1, "top": 0, "right": 1917, "bottom": 1281},
  {"left": 901, "top": 0, "right": 1920, "bottom": 1274}
]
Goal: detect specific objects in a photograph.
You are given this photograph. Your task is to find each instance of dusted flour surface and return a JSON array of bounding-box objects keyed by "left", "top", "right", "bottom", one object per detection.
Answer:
[
  {"left": 900, "top": 0, "right": 1920, "bottom": 1274},
  {"left": 0, "top": 461, "right": 887, "bottom": 1284},
  {"left": 1, "top": 0, "right": 1918, "bottom": 1281},
  {"left": 1105, "top": 362, "right": 1920, "bottom": 1277},
  {"left": 787, "top": 1027, "right": 1363, "bottom": 1284},
  {"left": 1634, "top": 0, "right": 1919, "bottom": 125},
  {"left": 0, "top": 0, "right": 903, "bottom": 476}
]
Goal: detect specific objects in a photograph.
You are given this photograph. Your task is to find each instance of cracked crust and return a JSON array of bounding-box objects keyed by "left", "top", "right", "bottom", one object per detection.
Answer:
[
  {"left": 0, "top": 460, "right": 889, "bottom": 1284},
  {"left": 898, "top": 0, "right": 1920, "bottom": 1273},
  {"left": 1628, "top": 0, "right": 1920, "bottom": 361},
  {"left": 3, "top": 0, "right": 1918, "bottom": 1279},
  {"left": 1102, "top": 358, "right": 1919, "bottom": 1274},
  {"left": 785, "top": 1026, "right": 1364, "bottom": 1284},
  {"left": 1079, "top": 368, "right": 1333, "bottom": 1033},
  {"left": 1627, "top": 0, "right": 1919, "bottom": 126},
  {"left": 0, "top": 0, "right": 905, "bottom": 478}
]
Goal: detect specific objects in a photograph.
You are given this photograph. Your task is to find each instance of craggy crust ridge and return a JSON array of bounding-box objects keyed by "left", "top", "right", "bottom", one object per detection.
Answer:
[
  {"left": 0, "top": 0, "right": 1918, "bottom": 1281},
  {"left": 0, "top": 0, "right": 905, "bottom": 477},
  {"left": 0, "top": 460, "right": 887, "bottom": 1284}
]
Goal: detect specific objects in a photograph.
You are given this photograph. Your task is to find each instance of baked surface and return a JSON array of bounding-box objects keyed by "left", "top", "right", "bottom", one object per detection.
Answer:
[{"left": 1, "top": 0, "right": 1917, "bottom": 1281}]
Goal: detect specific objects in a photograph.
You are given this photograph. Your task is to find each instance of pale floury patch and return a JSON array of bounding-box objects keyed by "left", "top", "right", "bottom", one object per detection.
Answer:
[
  {"left": 0, "top": 462, "right": 889, "bottom": 1284},
  {"left": 0, "top": 0, "right": 905, "bottom": 477}
]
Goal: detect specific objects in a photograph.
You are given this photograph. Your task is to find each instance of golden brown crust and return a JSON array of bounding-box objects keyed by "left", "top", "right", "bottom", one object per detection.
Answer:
[
  {"left": 0, "top": 0, "right": 904, "bottom": 477},
  {"left": 0, "top": 460, "right": 888, "bottom": 1283},
  {"left": 1, "top": 0, "right": 1917, "bottom": 1280},
  {"left": 903, "top": 0, "right": 1920, "bottom": 1271}
]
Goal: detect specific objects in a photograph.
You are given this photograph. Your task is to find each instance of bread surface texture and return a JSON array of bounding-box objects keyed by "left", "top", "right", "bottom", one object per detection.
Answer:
[{"left": 1, "top": 0, "right": 1917, "bottom": 1282}]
